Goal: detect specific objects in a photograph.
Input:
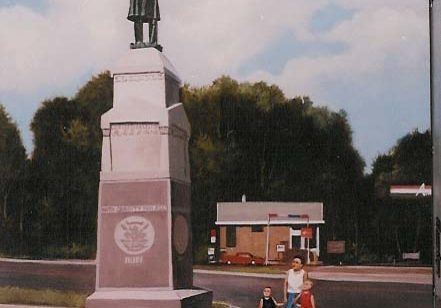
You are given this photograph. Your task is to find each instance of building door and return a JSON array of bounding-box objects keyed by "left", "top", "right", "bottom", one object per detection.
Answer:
[{"left": 290, "top": 228, "right": 301, "bottom": 249}]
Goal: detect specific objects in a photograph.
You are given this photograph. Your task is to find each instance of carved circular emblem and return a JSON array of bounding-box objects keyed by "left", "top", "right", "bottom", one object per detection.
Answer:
[
  {"left": 173, "top": 215, "right": 189, "bottom": 255},
  {"left": 114, "top": 216, "right": 155, "bottom": 255}
]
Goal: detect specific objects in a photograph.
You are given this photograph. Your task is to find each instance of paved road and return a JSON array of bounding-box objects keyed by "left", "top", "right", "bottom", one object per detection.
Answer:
[
  {"left": 0, "top": 260, "right": 95, "bottom": 292},
  {"left": 194, "top": 272, "right": 432, "bottom": 308},
  {"left": 0, "top": 260, "right": 433, "bottom": 308}
]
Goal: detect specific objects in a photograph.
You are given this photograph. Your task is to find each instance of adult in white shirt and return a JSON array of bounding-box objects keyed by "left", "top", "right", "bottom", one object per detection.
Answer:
[{"left": 284, "top": 255, "right": 308, "bottom": 308}]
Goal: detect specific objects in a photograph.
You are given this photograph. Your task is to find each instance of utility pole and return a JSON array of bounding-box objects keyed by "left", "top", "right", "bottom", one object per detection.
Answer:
[{"left": 430, "top": 0, "right": 441, "bottom": 306}]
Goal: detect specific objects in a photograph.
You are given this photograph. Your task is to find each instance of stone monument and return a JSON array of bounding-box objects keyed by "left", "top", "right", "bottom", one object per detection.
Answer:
[{"left": 85, "top": 2, "right": 212, "bottom": 307}]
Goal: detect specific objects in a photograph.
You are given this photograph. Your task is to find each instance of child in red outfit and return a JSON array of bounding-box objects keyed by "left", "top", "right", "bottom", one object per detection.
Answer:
[{"left": 294, "top": 279, "right": 316, "bottom": 308}]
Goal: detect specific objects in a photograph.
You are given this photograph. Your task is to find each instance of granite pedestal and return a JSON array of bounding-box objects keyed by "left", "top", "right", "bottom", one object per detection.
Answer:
[{"left": 86, "top": 48, "right": 212, "bottom": 308}]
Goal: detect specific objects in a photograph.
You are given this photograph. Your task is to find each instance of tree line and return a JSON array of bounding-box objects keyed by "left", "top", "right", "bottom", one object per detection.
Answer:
[{"left": 0, "top": 72, "right": 431, "bottom": 263}]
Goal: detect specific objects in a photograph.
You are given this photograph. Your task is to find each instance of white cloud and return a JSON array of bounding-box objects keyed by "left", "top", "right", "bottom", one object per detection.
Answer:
[
  {"left": 245, "top": 1, "right": 428, "bottom": 101},
  {"left": 0, "top": 0, "right": 130, "bottom": 93},
  {"left": 2, "top": 0, "right": 426, "bottom": 95},
  {"left": 0, "top": 0, "right": 430, "bottom": 167},
  {"left": 160, "top": 0, "right": 328, "bottom": 85},
  {"left": 242, "top": 0, "right": 429, "bottom": 170},
  {"left": 0, "top": 0, "right": 330, "bottom": 93}
]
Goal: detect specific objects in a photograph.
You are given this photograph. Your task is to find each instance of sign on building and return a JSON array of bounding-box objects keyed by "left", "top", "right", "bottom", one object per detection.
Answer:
[
  {"left": 210, "top": 229, "right": 216, "bottom": 244},
  {"left": 276, "top": 244, "right": 286, "bottom": 252},
  {"left": 301, "top": 227, "right": 313, "bottom": 239},
  {"left": 327, "top": 241, "right": 345, "bottom": 254},
  {"left": 390, "top": 184, "right": 432, "bottom": 197}
]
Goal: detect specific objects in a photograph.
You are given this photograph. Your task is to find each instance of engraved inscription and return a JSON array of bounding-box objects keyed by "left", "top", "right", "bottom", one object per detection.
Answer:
[
  {"left": 110, "top": 123, "right": 188, "bottom": 140},
  {"left": 102, "top": 128, "right": 110, "bottom": 137},
  {"left": 111, "top": 123, "right": 160, "bottom": 137},
  {"left": 114, "top": 216, "right": 155, "bottom": 255},
  {"left": 160, "top": 125, "right": 188, "bottom": 140},
  {"left": 125, "top": 255, "right": 143, "bottom": 264},
  {"left": 102, "top": 205, "right": 167, "bottom": 214},
  {"left": 114, "top": 73, "right": 164, "bottom": 83}
]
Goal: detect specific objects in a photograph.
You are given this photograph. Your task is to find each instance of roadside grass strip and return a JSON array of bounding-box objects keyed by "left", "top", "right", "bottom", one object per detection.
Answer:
[
  {"left": 194, "top": 264, "right": 286, "bottom": 274},
  {"left": 0, "top": 287, "right": 88, "bottom": 307},
  {"left": 0, "top": 287, "right": 232, "bottom": 308},
  {"left": 213, "top": 302, "right": 231, "bottom": 308}
]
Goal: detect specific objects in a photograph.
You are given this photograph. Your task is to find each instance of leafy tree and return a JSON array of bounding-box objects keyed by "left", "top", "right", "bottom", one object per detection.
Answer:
[
  {"left": 11, "top": 72, "right": 366, "bottom": 263},
  {"left": 29, "top": 72, "right": 113, "bottom": 257},
  {"left": 0, "top": 104, "right": 27, "bottom": 252},
  {"left": 182, "top": 76, "right": 365, "bottom": 262},
  {"left": 369, "top": 129, "right": 432, "bottom": 263}
]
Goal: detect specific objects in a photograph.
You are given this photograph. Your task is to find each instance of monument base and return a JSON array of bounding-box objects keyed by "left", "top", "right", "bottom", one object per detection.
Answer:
[{"left": 86, "top": 289, "right": 213, "bottom": 308}]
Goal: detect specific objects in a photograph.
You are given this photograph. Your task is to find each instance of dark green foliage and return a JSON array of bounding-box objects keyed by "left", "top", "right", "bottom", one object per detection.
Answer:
[
  {"left": 0, "top": 105, "right": 27, "bottom": 254},
  {"left": 5, "top": 73, "right": 427, "bottom": 265},
  {"left": 366, "top": 130, "right": 432, "bottom": 263},
  {"left": 182, "top": 76, "right": 365, "bottom": 263},
  {"left": 23, "top": 72, "right": 113, "bottom": 258}
]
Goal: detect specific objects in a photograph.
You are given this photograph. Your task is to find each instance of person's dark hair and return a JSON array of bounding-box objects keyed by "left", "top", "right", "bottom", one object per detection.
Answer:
[
  {"left": 264, "top": 286, "right": 272, "bottom": 290},
  {"left": 292, "top": 255, "right": 304, "bottom": 265}
]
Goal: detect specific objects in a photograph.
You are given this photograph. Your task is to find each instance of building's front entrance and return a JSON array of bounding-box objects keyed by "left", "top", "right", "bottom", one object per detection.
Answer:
[
  {"left": 290, "top": 228, "right": 302, "bottom": 250},
  {"left": 290, "top": 227, "right": 320, "bottom": 260}
]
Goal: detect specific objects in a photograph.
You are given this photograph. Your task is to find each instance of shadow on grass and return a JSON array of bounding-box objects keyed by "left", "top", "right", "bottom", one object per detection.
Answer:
[
  {"left": 0, "top": 287, "right": 229, "bottom": 308},
  {"left": 0, "top": 287, "right": 88, "bottom": 307}
]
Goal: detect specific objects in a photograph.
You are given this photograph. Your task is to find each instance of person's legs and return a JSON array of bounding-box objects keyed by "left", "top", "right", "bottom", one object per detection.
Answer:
[
  {"left": 286, "top": 292, "right": 295, "bottom": 308},
  {"left": 134, "top": 21, "right": 143, "bottom": 43},
  {"left": 294, "top": 293, "right": 300, "bottom": 307},
  {"left": 148, "top": 21, "right": 158, "bottom": 44},
  {"left": 286, "top": 292, "right": 300, "bottom": 308}
]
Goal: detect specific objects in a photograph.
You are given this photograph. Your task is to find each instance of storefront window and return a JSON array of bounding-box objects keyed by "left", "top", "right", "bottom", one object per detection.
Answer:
[
  {"left": 251, "top": 225, "right": 263, "bottom": 232},
  {"left": 309, "top": 227, "right": 318, "bottom": 249},
  {"left": 226, "top": 226, "right": 236, "bottom": 247}
]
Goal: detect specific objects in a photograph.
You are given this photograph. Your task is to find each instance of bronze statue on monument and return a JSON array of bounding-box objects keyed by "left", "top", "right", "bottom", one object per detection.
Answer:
[{"left": 128, "top": 0, "right": 162, "bottom": 51}]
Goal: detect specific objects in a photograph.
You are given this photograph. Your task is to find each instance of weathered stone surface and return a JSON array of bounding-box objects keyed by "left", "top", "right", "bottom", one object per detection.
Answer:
[{"left": 86, "top": 48, "right": 211, "bottom": 307}]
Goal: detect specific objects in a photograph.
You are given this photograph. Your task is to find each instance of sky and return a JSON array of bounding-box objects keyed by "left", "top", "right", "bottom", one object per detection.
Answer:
[{"left": 0, "top": 0, "right": 431, "bottom": 172}]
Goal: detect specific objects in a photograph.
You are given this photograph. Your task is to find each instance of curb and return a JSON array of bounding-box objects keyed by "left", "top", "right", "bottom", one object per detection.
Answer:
[
  {"left": 194, "top": 269, "right": 284, "bottom": 279},
  {"left": 0, "top": 304, "right": 67, "bottom": 308},
  {"left": 0, "top": 258, "right": 95, "bottom": 266},
  {"left": 308, "top": 271, "right": 431, "bottom": 284},
  {"left": 193, "top": 268, "right": 432, "bottom": 285}
]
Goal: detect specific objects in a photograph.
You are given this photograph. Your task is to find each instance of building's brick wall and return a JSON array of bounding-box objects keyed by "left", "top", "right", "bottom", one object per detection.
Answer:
[
  {"left": 219, "top": 226, "right": 226, "bottom": 248},
  {"left": 219, "top": 225, "right": 290, "bottom": 260}
]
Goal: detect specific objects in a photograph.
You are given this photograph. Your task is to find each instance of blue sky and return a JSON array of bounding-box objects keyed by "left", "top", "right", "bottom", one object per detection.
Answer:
[
  {"left": 1, "top": 0, "right": 47, "bottom": 11},
  {"left": 0, "top": 0, "right": 430, "bottom": 172}
]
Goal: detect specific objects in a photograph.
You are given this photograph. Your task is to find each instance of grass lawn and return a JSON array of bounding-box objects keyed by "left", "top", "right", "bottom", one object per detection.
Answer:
[
  {"left": 212, "top": 302, "right": 229, "bottom": 308},
  {"left": 0, "top": 287, "right": 229, "bottom": 308},
  {"left": 0, "top": 287, "right": 88, "bottom": 307},
  {"left": 194, "top": 264, "right": 289, "bottom": 274}
]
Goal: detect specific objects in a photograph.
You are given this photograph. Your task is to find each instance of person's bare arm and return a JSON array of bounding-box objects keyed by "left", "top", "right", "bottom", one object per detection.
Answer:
[
  {"left": 311, "top": 294, "right": 316, "bottom": 308},
  {"left": 284, "top": 274, "right": 288, "bottom": 302},
  {"left": 294, "top": 293, "right": 301, "bottom": 304},
  {"left": 258, "top": 298, "right": 263, "bottom": 308},
  {"left": 272, "top": 297, "right": 284, "bottom": 307},
  {"left": 303, "top": 270, "right": 309, "bottom": 281}
]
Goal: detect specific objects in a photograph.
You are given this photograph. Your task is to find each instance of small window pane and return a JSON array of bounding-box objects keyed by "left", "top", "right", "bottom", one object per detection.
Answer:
[
  {"left": 226, "top": 226, "right": 236, "bottom": 247},
  {"left": 251, "top": 225, "right": 263, "bottom": 232}
]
